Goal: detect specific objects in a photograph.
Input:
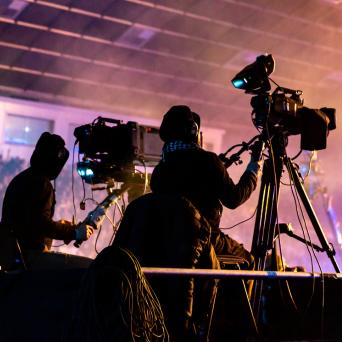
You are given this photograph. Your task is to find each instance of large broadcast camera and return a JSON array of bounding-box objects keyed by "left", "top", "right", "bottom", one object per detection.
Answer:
[
  {"left": 231, "top": 54, "right": 336, "bottom": 151},
  {"left": 74, "top": 117, "right": 163, "bottom": 184}
]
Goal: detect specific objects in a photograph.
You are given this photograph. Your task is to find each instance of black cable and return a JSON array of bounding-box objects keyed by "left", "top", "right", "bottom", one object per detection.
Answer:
[
  {"left": 285, "top": 157, "right": 321, "bottom": 320},
  {"left": 67, "top": 246, "right": 169, "bottom": 341},
  {"left": 268, "top": 77, "right": 281, "bottom": 88},
  {"left": 267, "top": 129, "right": 299, "bottom": 313},
  {"left": 277, "top": 154, "right": 305, "bottom": 313},
  {"left": 109, "top": 204, "right": 124, "bottom": 246},
  {"left": 221, "top": 206, "right": 257, "bottom": 230},
  {"left": 91, "top": 192, "right": 126, "bottom": 252},
  {"left": 137, "top": 158, "right": 149, "bottom": 195},
  {"left": 288, "top": 157, "right": 323, "bottom": 273},
  {"left": 262, "top": 127, "right": 301, "bottom": 316},
  {"left": 286, "top": 157, "right": 315, "bottom": 273},
  {"left": 71, "top": 141, "right": 78, "bottom": 222},
  {"left": 81, "top": 178, "right": 87, "bottom": 206},
  {"left": 265, "top": 123, "right": 283, "bottom": 265},
  {"left": 94, "top": 223, "right": 103, "bottom": 255},
  {"left": 51, "top": 173, "right": 67, "bottom": 249},
  {"left": 291, "top": 149, "right": 303, "bottom": 161},
  {"left": 15, "top": 237, "right": 27, "bottom": 271},
  {"left": 287, "top": 157, "right": 325, "bottom": 338}
]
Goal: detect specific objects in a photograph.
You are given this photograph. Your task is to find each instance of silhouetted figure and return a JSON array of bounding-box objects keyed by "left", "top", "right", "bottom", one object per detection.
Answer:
[
  {"left": 114, "top": 106, "right": 262, "bottom": 341},
  {"left": 0, "top": 132, "right": 93, "bottom": 270},
  {"left": 150, "top": 105, "right": 261, "bottom": 266}
]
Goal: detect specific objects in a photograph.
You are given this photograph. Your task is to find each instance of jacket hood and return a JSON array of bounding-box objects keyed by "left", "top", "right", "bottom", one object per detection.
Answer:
[{"left": 30, "top": 132, "right": 69, "bottom": 180}]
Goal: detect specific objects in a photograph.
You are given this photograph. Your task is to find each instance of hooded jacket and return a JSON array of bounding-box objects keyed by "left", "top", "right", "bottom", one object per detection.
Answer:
[{"left": 1, "top": 132, "right": 75, "bottom": 251}]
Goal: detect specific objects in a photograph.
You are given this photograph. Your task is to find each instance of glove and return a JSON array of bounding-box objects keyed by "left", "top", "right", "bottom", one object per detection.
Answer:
[
  {"left": 247, "top": 139, "right": 264, "bottom": 177},
  {"left": 247, "top": 160, "right": 263, "bottom": 177},
  {"left": 86, "top": 206, "right": 106, "bottom": 229},
  {"left": 75, "top": 223, "right": 94, "bottom": 241}
]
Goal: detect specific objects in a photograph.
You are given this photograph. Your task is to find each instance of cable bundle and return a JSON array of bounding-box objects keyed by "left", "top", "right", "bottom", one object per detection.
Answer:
[{"left": 66, "top": 246, "right": 169, "bottom": 341}]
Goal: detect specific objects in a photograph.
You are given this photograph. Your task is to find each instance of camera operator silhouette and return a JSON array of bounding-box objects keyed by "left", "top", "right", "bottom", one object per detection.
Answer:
[
  {"left": 0, "top": 132, "right": 94, "bottom": 270},
  {"left": 112, "top": 105, "right": 263, "bottom": 340},
  {"left": 150, "top": 105, "right": 263, "bottom": 267}
]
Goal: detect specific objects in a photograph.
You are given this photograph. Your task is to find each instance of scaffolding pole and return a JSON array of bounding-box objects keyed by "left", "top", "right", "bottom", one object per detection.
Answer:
[{"left": 142, "top": 267, "right": 342, "bottom": 280}]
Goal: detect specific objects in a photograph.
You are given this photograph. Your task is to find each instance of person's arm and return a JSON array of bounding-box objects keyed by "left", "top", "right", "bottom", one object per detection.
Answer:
[
  {"left": 32, "top": 179, "right": 92, "bottom": 241},
  {"left": 214, "top": 154, "right": 259, "bottom": 209}
]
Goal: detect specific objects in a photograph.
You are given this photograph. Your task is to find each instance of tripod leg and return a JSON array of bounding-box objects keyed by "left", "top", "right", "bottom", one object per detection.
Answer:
[
  {"left": 285, "top": 157, "right": 340, "bottom": 273},
  {"left": 250, "top": 154, "right": 283, "bottom": 321}
]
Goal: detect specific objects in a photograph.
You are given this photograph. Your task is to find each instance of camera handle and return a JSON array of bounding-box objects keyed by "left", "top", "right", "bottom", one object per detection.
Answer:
[
  {"left": 219, "top": 134, "right": 260, "bottom": 168},
  {"left": 74, "top": 184, "right": 130, "bottom": 248},
  {"left": 93, "top": 116, "right": 122, "bottom": 126}
]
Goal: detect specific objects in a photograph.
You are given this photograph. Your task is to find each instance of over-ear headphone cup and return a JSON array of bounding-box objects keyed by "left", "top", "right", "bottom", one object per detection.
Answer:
[
  {"left": 159, "top": 105, "right": 201, "bottom": 142},
  {"left": 187, "top": 120, "right": 199, "bottom": 142},
  {"left": 190, "top": 121, "right": 198, "bottom": 139}
]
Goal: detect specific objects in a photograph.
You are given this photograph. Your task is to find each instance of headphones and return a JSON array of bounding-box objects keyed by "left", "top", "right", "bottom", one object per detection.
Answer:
[
  {"left": 159, "top": 105, "right": 201, "bottom": 143},
  {"left": 186, "top": 118, "right": 199, "bottom": 142}
]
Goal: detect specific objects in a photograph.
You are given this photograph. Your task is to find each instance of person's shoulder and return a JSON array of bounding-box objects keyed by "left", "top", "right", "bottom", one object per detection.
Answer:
[
  {"left": 5, "top": 168, "right": 36, "bottom": 195},
  {"left": 197, "top": 149, "right": 228, "bottom": 175},
  {"left": 7, "top": 167, "right": 29, "bottom": 185},
  {"left": 201, "top": 149, "right": 218, "bottom": 157},
  {"left": 18, "top": 168, "right": 51, "bottom": 188},
  {"left": 198, "top": 149, "right": 221, "bottom": 162}
]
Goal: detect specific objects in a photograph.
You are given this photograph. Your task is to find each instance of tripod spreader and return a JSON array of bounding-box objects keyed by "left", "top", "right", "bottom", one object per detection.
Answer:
[
  {"left": 276, "top": 223, "right": 326, "bottom": 253},
  {"left": 285, "top": 157, "right": 340, "bottom": 271}
]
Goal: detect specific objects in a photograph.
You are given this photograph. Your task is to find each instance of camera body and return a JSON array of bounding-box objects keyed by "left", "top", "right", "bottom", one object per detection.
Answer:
[
  {"left": 74, "top": 117, "right": 162, "bottom": 183},
  {"left": 251, "top": 87, "right": 304, "bottom": 135},
  {"left": 231, "top": 54, "right": 336, "bottom": 151}
]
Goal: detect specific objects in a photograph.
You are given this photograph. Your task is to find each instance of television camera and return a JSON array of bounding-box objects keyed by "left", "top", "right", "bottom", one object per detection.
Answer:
[
  {"left": 231, "top": 54, "right": 336, "bottom": 151},
  {"left": 229, "top": 54, "right": 340, "bottom": 322},
  {"left": 74, "top": 117, "right": 163, "bottom": 184}
]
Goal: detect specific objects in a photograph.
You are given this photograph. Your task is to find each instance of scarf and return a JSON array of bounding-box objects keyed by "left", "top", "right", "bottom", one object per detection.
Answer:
[{"left": 162, "top": 140, "right": 200, "bottom": 161}]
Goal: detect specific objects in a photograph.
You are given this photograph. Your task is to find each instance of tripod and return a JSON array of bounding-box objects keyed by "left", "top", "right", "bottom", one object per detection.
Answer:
[{"left": 250, "top": 132, "right": 341, "bottom": 322}]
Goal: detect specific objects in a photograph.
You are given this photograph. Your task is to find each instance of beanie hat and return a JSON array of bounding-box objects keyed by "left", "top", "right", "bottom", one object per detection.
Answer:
[{"left": 159, "top": 105, "right": 200, "bottom": 143}]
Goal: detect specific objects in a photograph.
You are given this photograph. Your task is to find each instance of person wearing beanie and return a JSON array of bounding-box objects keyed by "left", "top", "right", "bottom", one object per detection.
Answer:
[
  {"left": 150, "top": 105, "right": 262, "bottom": 267},
  {"left": 1, "top": 132, "right": 94, "bottom": 270}
]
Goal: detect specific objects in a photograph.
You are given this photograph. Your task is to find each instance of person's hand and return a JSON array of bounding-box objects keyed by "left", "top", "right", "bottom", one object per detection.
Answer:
[
  {"left": 57, "top": 219, "right": 72, "bottom": 225},
  {"left": 249, "top": 139, "right": 264, "bottom": 162},
  {"left": 247, "top": 159, "right": 263, "bottom": 177},
  {"left": 87, "top": 206, "right": 106, "bottom": 229},
  {"left": 75, "top": 223, "right": 94, "bottom": 241},
  {"left": 247, "top": 139, "right": 264, "bottom": 177}
]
